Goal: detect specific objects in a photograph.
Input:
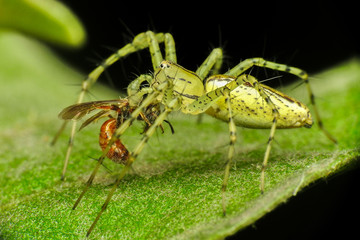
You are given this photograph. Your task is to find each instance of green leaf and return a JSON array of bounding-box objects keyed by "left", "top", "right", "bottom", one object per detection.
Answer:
[
  {"left": 0, "top": 31, "right": 359, "bottom": 239},
  {"left": 0, "top": 0, "right": 85, "bottom": 47}
]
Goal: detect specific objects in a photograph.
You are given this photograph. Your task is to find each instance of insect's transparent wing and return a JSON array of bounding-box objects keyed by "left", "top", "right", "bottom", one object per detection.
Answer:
[
  {"left": 58, "top": 99, "right": 128, "bottom": 120},
  {"left": 78, "top": 110, "right": 110, "bottom": 131}
]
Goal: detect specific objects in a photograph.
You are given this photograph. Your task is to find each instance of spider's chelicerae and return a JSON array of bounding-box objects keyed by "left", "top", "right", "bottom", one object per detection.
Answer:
[{"left": 56, "top": 31, "right": 337, "bottom": 236}]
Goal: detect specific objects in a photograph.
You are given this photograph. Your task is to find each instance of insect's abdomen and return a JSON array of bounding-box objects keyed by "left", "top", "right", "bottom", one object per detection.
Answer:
[
  {"left": 205, "top": 76, "right": 313, "bottom": 129},
  {"left": 99, "top": 119, "right": 129, "bottom": 163}
]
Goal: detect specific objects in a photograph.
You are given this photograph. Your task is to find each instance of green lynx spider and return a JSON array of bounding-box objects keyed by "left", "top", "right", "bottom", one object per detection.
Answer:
[{"left": 57, "top": 31, "right": 336, "bottom": 236}]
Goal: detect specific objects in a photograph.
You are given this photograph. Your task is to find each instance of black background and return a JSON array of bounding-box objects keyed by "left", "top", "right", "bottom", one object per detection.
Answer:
[
  {"left": 55, "top": 1, "right": 359, "bottom": 89},
  {"left": 55, "top": 1, "right": 359, "bottom": 239}
]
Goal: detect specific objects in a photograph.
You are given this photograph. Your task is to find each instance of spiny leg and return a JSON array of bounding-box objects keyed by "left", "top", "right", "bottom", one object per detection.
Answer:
[
  {"left": 194, "top": 48, "right": 223, "bottom": 123},
  {"left": 184, "top": 74, "right": 250, "bottom": 115},
  {"left": 164, "top": 33, "right": 177, "bottom": 63},
  {"left": 226, "top": 57, "right": 337, "bottom": 143},
  {"left": 56, "top": 32, "right": 168, "bottom": 180},
  {"left": 260, "top": 111, "right": 278, "bottom": 193},
  {"left": 60, "top": 122, "right": 77, "bottom": 180},
  {"left": 195, "top": 48, "right": 223, "bottom": 80},
  {"left": 124, "top": 32, "right": 177, "bottom": 107},
  {"left": 127, "top": 74, "right": 152, "bottom": 97},
  {"left": 221, "top": 93, "right": 236, "bottom": 216},
  {"left": 146, "top": 31, "right": 177, "bottom": 69},
  {"left": 127, "top": 74, "right": 153, "bottom": 106},
  {"left": 126, "top": 32, "right": 178, "bottom": 105}
]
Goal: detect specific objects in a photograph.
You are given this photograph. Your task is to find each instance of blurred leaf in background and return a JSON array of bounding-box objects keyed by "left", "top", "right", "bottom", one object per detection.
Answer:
[{"left": 0, "top": 0, "right": 85, "bottom": 47}]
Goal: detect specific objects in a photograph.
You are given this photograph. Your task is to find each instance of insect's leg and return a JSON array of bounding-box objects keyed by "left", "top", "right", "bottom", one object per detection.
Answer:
[
  {"left": 86, "top": 95, "right": 179, "bottom": 237},
  {"left": 196, "top": 48, "right": 223, "bottom": 80},
  {"left": 222, "top": 93, "right": 236, "bottom": 216},
  {"left": 226, "top": 58, "right": 337, "bottom": 143}
]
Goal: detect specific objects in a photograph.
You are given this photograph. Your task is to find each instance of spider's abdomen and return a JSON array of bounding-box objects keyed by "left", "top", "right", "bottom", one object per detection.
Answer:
[{"left": 205, "top": 75, "right": 313, "bottom": 129}]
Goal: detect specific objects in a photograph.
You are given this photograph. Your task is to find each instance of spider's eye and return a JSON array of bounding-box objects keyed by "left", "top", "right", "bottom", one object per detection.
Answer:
[{"left": 159, "top": 61, "right": 171, "bottom": 69}]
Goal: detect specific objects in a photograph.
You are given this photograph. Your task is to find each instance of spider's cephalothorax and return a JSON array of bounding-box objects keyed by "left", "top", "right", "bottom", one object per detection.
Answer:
[{"left": 56, "top": 31, "right": 336, "bottom": 236}]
